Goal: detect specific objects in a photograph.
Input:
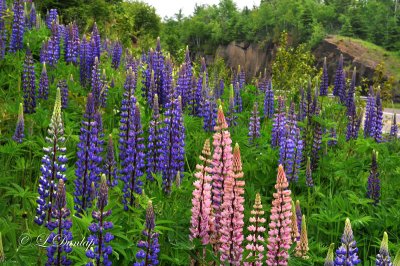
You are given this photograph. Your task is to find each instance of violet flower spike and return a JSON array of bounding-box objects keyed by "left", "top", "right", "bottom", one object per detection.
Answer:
[
  {"left": 22, "top": 47, "right": 36, "bottom": 114},
  {"left": 12, "top": 103, "right": 24, "bottom": 143},
  {"left": 9, "top": 0, "right": 25, "bottom": 52}
]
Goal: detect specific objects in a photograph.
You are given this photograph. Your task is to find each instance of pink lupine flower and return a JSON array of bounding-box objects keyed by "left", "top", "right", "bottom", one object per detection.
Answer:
[
  {"left": 210, "top": 106, "right": 233, "bottom": 248},
  {"left": 219, "top": 143, "right": 245, "bottom": 265},
  {"left": 245, "top": 193, "right": 266, "bottom": 266},
  {"left": 266, "top": 165, "right": 293, "bottom": 266},
  {"left": 190, "top": 139, "right": 213, "bottom": 245}
]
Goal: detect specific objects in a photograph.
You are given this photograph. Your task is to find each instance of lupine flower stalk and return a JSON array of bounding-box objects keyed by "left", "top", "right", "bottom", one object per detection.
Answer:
[
  {"left": 390, "top": 113, "right": 398, "bottom": 140},
  {"left": 12, "top": 103, "right": 24, "bottom": 143},
  {"left": 47, "top": 20, "right": 60, "bottom": 66},
  {"left": 91, "top": 22, "right": 101, "bottom": 60},
  {"left": 328, "top": 128, "right": 337, "bottom": 146},
  {"left": 346, "top": 68, "right": 356, "bottom": 115},
  {"left": 364, "top": 86, "right": 376, "bottom": 138},
  {"left": 311, "top": 117, "right": 322, "bottom": 171},
  {"left": 46, "top": 179, "right": 72, "bottom": 266},
  {"left": 234, "top": 81, "right": 243, "bottom": 113},
  {"left": 325, "top": 243, "right": 335, "bottom": 266},
  {"left": 333, "top": 54, "right": 345, "bottom": 103},
  {"left": 334, "top": 218, "right": 361, "bottom": 265},
  {"left": 367, "top": 150, "right": 380, "bottom": 205},
  {"left": 38, "top": 63, "right": 49, "bottom": 100},
  {"left": 244, "top": 193, "right": 265, "bottom": 266},
  {"left": 290, "top": 201, "right": 299, "bottom": 243},
  {"left": 295, "top": 215, "right": 309, "bottom": 259},
  {"left": 46, "top": 9, "right": 57, "bottom": 28},
  {"left": 80, "top": 35, "right": 91, "bottom": 87},
  {"left": 74, "top": 93, "right": 103, "bottom": 214},
  {"left": 210, "top": 106, "right": 233, "bottom": 247},
  {"left": 266, "top": 165, "right": 292, "bottom": 266},
  {"left": 35, "top": 89, "right": 67, "bottom": 226},
  {"left": 219, "top": 143, "right": 245, "bottom": 265},
  {"left": 190, "top": 139, "right": 213, "bottom": 245},
  {"left": 104, "top": 135, "right": 118, "bottom": 187},
  {"left": 374, "top": 91, "right": 383, "bottom": 142},
  {"left": 22, "top": 48, "right": 36, "bottom": 113},
  {"left": 320, "top": 57, "right": 329, "bottom": 96},
  {"left": 296, "top": 200, "right": 302, "bottom": 236},
  {"left": 57, "top": 79, "right": 69, "bottom": 109},
  {"left": 111, "top": 41, "right": 122, "bottom": 70},
  {"left": 202, "top": 83, "right": 217, "bottom": 132},
  {"left": 306, "top": 157, "right": 314, "bottom": 187},
  {"left": 226, "top": 84, "right": 237, "bottom": 127},
  {"left": 264, "top": 80, "right": 274, "bottom": 119},
  {"left": 146, "top": 94, "right": 163, "bottom": 181},
  {"left": 9, "top": 0, "right": 25, "bottom": 52},
  {"left": 249, "top": 102, "right": 261, "bottom": 143},
  {"left": 134, "top": 201, "right": 160, "bottom": 266},
  {"left": 65, "top": 22, "right": 79, "bottom": 64},
  {"left": 271, "top": 97, "right": 286, "bottom": 148},
  {"left": 376, "top": 232, "right": 392, "bottom": 266},
  {"left": 28, "top": 2, "right": 36, "bottom": 29},
  {"left": 86, "top": 175, "right": 114, "bottom": 266}
]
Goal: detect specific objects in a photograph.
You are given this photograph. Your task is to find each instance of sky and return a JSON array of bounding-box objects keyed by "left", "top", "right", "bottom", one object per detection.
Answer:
[{"left": 140, "top": 0, "right": 258, "bottom": 19}]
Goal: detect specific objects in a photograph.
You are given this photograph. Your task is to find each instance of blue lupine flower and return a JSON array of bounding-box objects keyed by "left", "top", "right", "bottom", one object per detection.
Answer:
[
  {"left": 249, "top": 101, "right": 261, "bottom": 143},
  {"left": 35, "top": 89, "right": 67, "bottom": 226},
  {"left": 263, "top": 80, "right": 274, "bottom": 119},
  {"left": 196, "top": 57, "right": 208, "bottom": 117},
  {"left": 91, "top": 57, "right": 102, "bottom": 109},
  {"left": 46, "top": 20, "right": 60, "bottom": 66},
  {"left": 134, "top": 201, "right": 160, "bottom": 266},
  {"left": 38, "top": 63, "right": 49, "bottom": 100},
  {"left": 22, "top": 48, "right": 36, "bottom": 113},
  {"left": 0, "top": 0, "right": 7, "bottom": 59},
  {"left": 74, "top": 93, "right": 103, "bottom": 214},
  {"left": 233, "top": 81, "right": 242, "bottom": 113},
  {"left": 111, "top": 41, "right": 122, "bottom": 69},
  {"left": 311, "top": 108, "right": 322, "bottom": 170},
  {"left": 12, "top": 103, "right": 24, "bottom": 143},
  {"left": 57, "top": 79, "right": 69, "bottom": 109},
  {"left": 305, "top": 157, "right": 314, "bottom": 187},
  {"left": 28, "top": 2, "right": 36, "bottom": 29},
  {"left": 9, "top": 0, "right": 24, "bottom": 52},
  {"left": 271, "top": 96, "right": 286, "bottom": 148},
  {"left": 367, "top": 150, "right": 380, "bottom": 205},
  {"left": 376, "top": 232, "right": 392, "bottom": 266},
  {"left": 46, "top": 9, "right": 58, "bottom": 28},
  {"left": 320, "top": 57, "right": 329, "bottom": 96},
  {"left": 46, "top": 179, "right": 73, "bottom": 266},
  {"left": 333, "top": 54, "right": 345, "bottom": 104},
  {"left": 334, "top": 218, "right": 361, "bottom": 265},
  {"left": 374, "top": 91, "right": 383, "bottom": 143},
  {"left": 86, "top": 175, "right": 114, "bottom": 266},
  {"left": 80, "top": 35, "right": 91, "bottom": 87},
  {"left": 346, "top": 68, "right": 356, "bottom": 116},
  {"left": 364, "top": 87, "right": 376, "bottom": 138},
  {"left": 226, "top": 84, "right": 237, "bottom": 127},
  {"left": 176, "top": 63, "right": 191, "bottom": 108},
  {"left": 100, "top": 69, "right": 109, "bottom": 108},
  {"left": 91, "top": 22, "right": 101, "bottom": 60},
  {"left": 161, "top": 57, "right": 173, "bottom": 107},
  {"left": 390, "top": 113, "right": 398, "bottom": 140},
  {"left": 328, "top": 127, "right": 337, "bottom": 147}
]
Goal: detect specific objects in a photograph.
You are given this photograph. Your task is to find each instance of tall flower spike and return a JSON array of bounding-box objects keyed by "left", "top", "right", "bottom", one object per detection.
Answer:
[
  {"left": 57, "top": 79, "right": 69, "bottom": 109},
  {"left": 311, "top": 118, "right": 322, "bottom": 171},
  {"left": 346, "top": 67, "right": 356, "bottom": 115},
  {"left": 306, "top": 157, "right": 314, "bottom": 187},
  {"left": 376, "top": 232, "right": 392, "bottom": 266},
  {"left": 28, "top": 2, "right": 36, "bottom": 29},
  {"left": 74, "top": 93, "right": 102, "bottom": 214},
  {"left": 47, "top": 20, "right": 60, "bottom": 66},
  {"left": 390, "top": 113, "right": 398, "bottom": 140},
  {"left": 22, "top": 47, "right": 36, "bottom": 114},
  {"left": 9, "top": 0, "right": 25, "bottom": 52},
  {"left": 134, "top": 201, "right": 160, "bottom": 266},
  {"left": 334, "top": 218, "right": 361, "bottom": 265},
  {"left": 219, "top": 143, "right": 245, "bottom": 265},
  {"left": 271, "top": 96, "right": 286, "bottom": 148},
  {"left": 264, "top": 80, "right": 274, "bottom": 119},
  {"left": 324, "top": 243, "right": 335, "bottom": 266},
  {"left": 86, "top": 175, "right": 114, "bottom": 266},
  {"left": 104, "top": 134, "right": 118, "bottom": 187},
  {"left": 80, "top": 35, "right": 91, "bottom": 87},
  {"left": 46, "top": 9, "right": 58, "bottom": 28},
  {"left": 91, "top": 22, "right": 101, "bottom": 60},
  {"left": 328, "top": 127, "right": 337, "bottom": 146},
  {"left": 38, "top": 63, "right": 49, "bottom": 100},
  {"left": 122, "top": 103, "right": 145, "bottom": 210},
  {"left": 210, "top": 106, "right": 233, "bottom": 248},
  {"left": 266, "top": 165, "right": 292, "bottom": 266},
  {"left": 91, "top": 57, "right": 102, "bottom": 109},
  {"left": 320, "top": 57, "right": 329, "bottom": 96},
  {"left": 46, "top": 179, "right": 73, "bottom": 266},
  {"left": 290, "top": 201, "right": 299, "bottom": 243},
  {"left": 111, "top": 41, "right": 122, "bottom": 69},
  {"left": 374, "top": 91, "right": 383, "bottom": 142},
  {"left": 161, "top": 95, "right": 185, "bottom": 193},
  {"left": 367, "top": 150, "right": 380, "bottom": 205},
  {"left": 364, "top": 86, "right": 376, "bottom": 138},
  {"left": 296, "top": 200, "right": 302, "bottom": 237},
  {"left": 245, "top": 193, "right": 266, "bottom": 266},
  {"left": 249, "top": 102, "right": 261, "bottom": 143},
  {"left": 12, "top": 103, "right": 24, "bottom": 143},
  {"left": 295, "top": 215, "right": 309, "bottom": 259},
  {"left": 226, "top": 84, "right": 237, "bottom": 127},
  {"left": 35, "top": 88, "right": 67, "bottom": 226},
  {"left": 190, "top": 138, "right": 213, "bottom": 245}
]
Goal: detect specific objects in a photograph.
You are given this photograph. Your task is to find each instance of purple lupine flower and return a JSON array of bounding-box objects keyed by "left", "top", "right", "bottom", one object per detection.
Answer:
[
  {"left": 176, "top": 63, "right": 191, "bottom": 108},
  {"left": 57, "top": 79, "right": 69, "bottom": 109},
  {"left": 146, "top": 94, "right": 164, "bottom": 181},
  {"left": 111, "top": 41, "right": 122, "bottom": 70},
  {"left": 47, "top": 20, "right": 60, "bottom": 66},
  {"left": 376, "top": 232, "right": 392, "bottom": 266},
  {"left": 311, "top": 108, "right": 322, "bottom": 171},
  {"left": 46, "top": 9, "right": 57, "bottom": 28},
  {"left": 40, "top": 40, "right": 49, "bottom": 63},
  {"left": 91, "top": 22, "right": 101, "bottom": 60},
  {"left": 100, "top": 69, "right": 109, "bottom": 108},
  {"left": 141, "top": 51, "right": 152, "bottom": 105},
  {"left": 216, "top": 78, "right": 224, "bottom": 100},
  {"left": 9, "top": 0, "right": 24, "bottom": 52},
  {"left": 86, "top": 175, "right": 114, "bottom": 266},
  {"left": 238, "top": 65, "right": 245, "bottom": 90},
  {"left": 333, "top": 54, "right": 345, "bottom": 102},
  {"left": 91, "top": 57, "right": 102, "bottom": 109},
  {"left": 201, "top": 78, "right": 217, "bottom": 132},
  {"left": 328, "top": 127, "right": 337, "bottom": 146},
  {"left": 35, "top": 88, "right": 67, "bottom": 227},
  {"left": 279, "top": 124, "right": 294, "bottom": 175},
  {"left": 364, "top": 87, "right": 376, "bottom": 138},
  {"left": 152, "top": 38, "right": 165, "bottom": 107},
  {"left": 249, "top": 102, "right": 261, "bottom": 143},
  {"left": 305, "top": 157, "right": 314, "bottom": 187},
  {"left": 334, "top": 218, "right": 361, "bottom": 265},
  {"left": 12, "top": 103, "right": 24, "bottom": 143},
  {"left": 46, "top": 180, "right": 73, "bottom": 266},
  {"left": 38, "top": 63, "right": 49, "bottom": 100},
  {"left": 263, "top": 80, "right": 274, "bottom": 119},
  {"left": 271, "top": 96, "right": 286, "bottom": 148},
  {"left": 65, "top": 22, "right": 80, "bottom": 65},
  {"left": 134, "top": 201, "right": 160, "bottom": 266},
  {"left": 28, "top": 2, "right": 36, "bottom": 29},
  {"left": 161, "top": 95, "right": 185, "bottom": 193},
  {"left": 374, "top": 91, "right": 383, "bottom": 143},
  {"left": 110, "top": 77, "right": 115, "bottom": 88},
  {"left": 0, "top": 0, "right": 7, "bottom": 59},
  {"left": 339, "top": 71, "right": 347, "bottom": 104},
  {"left": 226, "top": 84, "right": 237, "bottom": 127},
  {"left": 122, "top": 103, "right": 145, "bottom": 210},
  {"left": 320, "top": 57, "right": 329, "bottom": 96},
  {"left": 233, "top": 81, "right": 243, "bottom": 113},
  {"left": 74, "top": 93, "right": 103, "bottom": 214},
  {"left": 390, "top": 113, "right": 398, "bottom": 140},
  {"left": 346, "top": 68, "right": 356, "bottom": 116},
  {"left": 295, "top": 200, "right": 302, "bottom": 237},
  {"left": 80, "top": 35, "right": 91, "bottom": 87},
  {"left": 104, "top": 135, "right": 118, "bottom": 187},
  {"left": 196, "top": 57, "right": 208, "bottom": 117},
  {"left": 188, "top": 75, "right": 198, "bottom": 116},
  {"left": 367, "top": 150, "right": 380, "bottom": 205},
  {"left": 161, "top": 57, "right": 173, "bottom": 107},
  {"left": 289, "top": 127, "right": 303, "bottom": 182},
  {"left": 311, "top": 85, "right": 319, "bottom": 116},
  {"left": 22, "top": 48, "right": 36, "bottom": 114}
]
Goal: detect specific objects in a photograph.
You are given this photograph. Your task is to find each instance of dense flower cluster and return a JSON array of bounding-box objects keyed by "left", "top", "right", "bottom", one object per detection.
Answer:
[
  {"left": 65, "top": 22, "right": 79, "bottom": 65},
  {"left": 91, "top": 22, "right": 101, "bottom": 60},
  {"left": 46, "top": 9, "right": 58, "bottom": 28},
  {"left": 80, "top": 35, "right": 92, "bottom": 88},
  {"left": 12, "top": 103, "right": 25, "bottom": 143},
  {"left": 9, "top": 0, "right": 25, "bottom": 52},
  {"left": 346, "top": 68, "right": 356, "bottom": 116},
  {"left": 374, "top": 91, "right": 383, "bottom": 142},
  {"left": 47, "top": 20, "right": 60, "bottom": 66},
  {"left": 364, "top": 87, "right": 376, "bottom": 138},
  {"left": 334, "top": 218, "right": 361, "bottom": 265},
  {"left": 57, "top": 79, "right": 69, "bottom": 109},
  {"left": 111, "top": 41, "right": 122, "bottom": 69},
  {"left": 367, "top": 150, "right": 380, "bottom": 205},
  {"left": 22, "top": 48, "right": 36, "bottom": 113},
  {"left": 320, "top": 57, "right": 329, "bottom": 96}
]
